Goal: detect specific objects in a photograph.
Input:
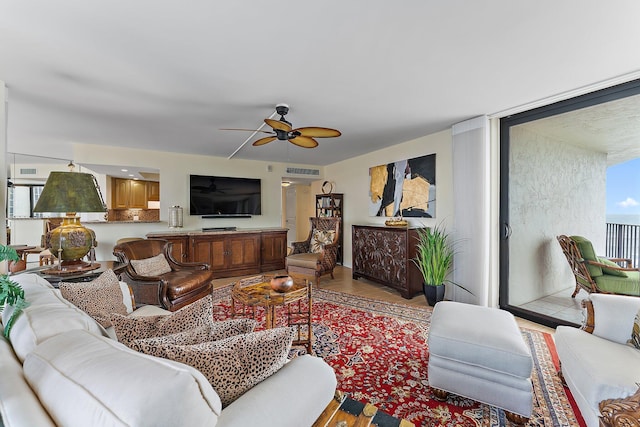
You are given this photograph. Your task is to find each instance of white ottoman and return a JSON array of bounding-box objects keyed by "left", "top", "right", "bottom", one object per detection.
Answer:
[{"left": 427, "top": 301, "right": 533, "bottom": 423}]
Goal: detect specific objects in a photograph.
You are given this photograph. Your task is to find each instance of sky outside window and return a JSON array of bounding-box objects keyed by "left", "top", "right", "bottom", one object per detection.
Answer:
[{"left": 606, "top": 157, "right": 640, "bottom": 223}]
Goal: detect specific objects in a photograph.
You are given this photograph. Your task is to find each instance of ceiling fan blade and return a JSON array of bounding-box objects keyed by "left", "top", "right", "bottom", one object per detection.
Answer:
[
  {"left": 290, "top": 136, "right": 318, "bottom": 148},
  {"left": 265, "top": 118, "right": 292, "bottom": 132},
  {"left": 294, "top": 127, "right": 342, "bottom": 138},
  {"left": 252, "top": 136, "right": 277, "bottom": 146},
  {"left": 220, "top": 128, "right": 274, "bottom": 134}
]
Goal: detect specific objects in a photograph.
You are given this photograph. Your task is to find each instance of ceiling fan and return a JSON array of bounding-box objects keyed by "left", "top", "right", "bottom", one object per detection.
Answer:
[{"left": 222, "top": 104, "right": 341, "bottom": 149}]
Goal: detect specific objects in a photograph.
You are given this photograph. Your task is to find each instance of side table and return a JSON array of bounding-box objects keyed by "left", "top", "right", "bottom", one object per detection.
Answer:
[
  {"left": 231, "top": 275, "right": 313, "bottom": 354},
  {"left": 20, "top": 261, "right": 126, "bottom": 287}
]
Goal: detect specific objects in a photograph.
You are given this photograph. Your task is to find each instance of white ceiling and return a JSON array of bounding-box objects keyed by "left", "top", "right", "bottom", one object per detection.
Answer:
[
  {"left": 519, "top": 94, "right": 640, "bottom": 166},
  {"left": 1, "top": 1, "right": 640, "bottom": 166}
]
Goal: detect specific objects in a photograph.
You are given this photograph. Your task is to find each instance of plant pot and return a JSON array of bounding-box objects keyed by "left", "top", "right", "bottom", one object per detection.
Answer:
[{"left": 423, "top": 283, "right": 445, "bottom": 306}]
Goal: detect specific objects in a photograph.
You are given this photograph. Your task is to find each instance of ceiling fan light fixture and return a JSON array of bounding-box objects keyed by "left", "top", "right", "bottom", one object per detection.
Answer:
[{"left": 224, "top": 103, "right": 340, "bottom": 150}]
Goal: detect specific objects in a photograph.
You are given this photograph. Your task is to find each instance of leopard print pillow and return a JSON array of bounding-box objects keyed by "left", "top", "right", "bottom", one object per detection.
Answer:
[
  {"left": 130, "top": 253, "right": 172, "bottom": 276},
  {"left": 163, "top": 327, "right": 295, "bottom": 407},
  {"left": 130, "top": 318, "right": 258, "bottom": 357},
  {"left": 111, "top": 295, "right": 215, "bottom": 346},
  {"left": 309, "top": 229, "right": 335, "bottom": 253},
  {"left": 59, "top": 269, "right": 127, "bottom": 328}
]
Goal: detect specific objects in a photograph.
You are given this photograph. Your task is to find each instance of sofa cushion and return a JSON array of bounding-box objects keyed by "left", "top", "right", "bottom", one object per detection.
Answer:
[
  {"left": 59, "top": 269, "right": 128, "bottom": 328},
  {"left": 130, "top": 318, "right": 258, "bottom": 358},
  {"left": 5, "top": 274, "right": 107, "bottom": 362},
  {"left": 286, "top": 252, "right": 321, "bottom": 269},
  {"left": 555, "top": 326, "right": 640, "bottom": 424},
  {"left": 111, "top": 294, "right": 214, "bottom": 346},
  {"left": 0, "top": 335, "right": 56, "bottom": 427},
  {"left": 598, "top": 257, "right": 628, "bottom": 277},
  {"left": 23, "top": 329, "right": 221, "bottom": 427},
  {"left": 163, "top": 327, "right": 295, "bottom": 407},
  {"left": 594, "top": 271, "right": 640, "bottom": 297},
  {"left": 216, "top": 354, "right": 338, "bottom": 427},
  {"left": 130, "top": 253, "right": 172, "bottom": 276},
  {"left": 570, "top": 236, "right": 602, "bottom": 277},
  {"left": 590, "top": 293, "right": 640, "bottom": 344}
]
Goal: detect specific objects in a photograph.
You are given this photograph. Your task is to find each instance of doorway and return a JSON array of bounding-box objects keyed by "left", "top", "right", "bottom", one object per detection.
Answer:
[
  {"left": 500, "top": 79, "right": 640, "bottom": 328},
  {"left": 285, "top": 185, "right": 297, "bottom": 246}
]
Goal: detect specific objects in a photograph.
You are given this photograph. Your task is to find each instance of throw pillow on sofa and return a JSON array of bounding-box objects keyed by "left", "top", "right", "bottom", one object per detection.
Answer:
[
  {"left": 162, "top": 327, "right": 295, "bottom": 407},
  {"left": 59, "top": 269, "right": 128, "bottom": 328},
  {"left": 111, "top": 294, "right": 216, "bottom": 346},
  {"left": 130, "top": 253, "right": 172, "bottom": 276},
  {"left": 130, "top": 318, "right": 258, "bottom": 358}
]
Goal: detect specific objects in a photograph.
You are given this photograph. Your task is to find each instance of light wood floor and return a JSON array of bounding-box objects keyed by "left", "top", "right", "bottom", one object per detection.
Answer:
[{"left": 212, "top": 265, "right": 555, "bottom": 335}]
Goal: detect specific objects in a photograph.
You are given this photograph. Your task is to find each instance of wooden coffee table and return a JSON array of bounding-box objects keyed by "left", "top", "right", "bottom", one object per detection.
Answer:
[
  {"left": 313, "top": 391, "right": 415, "bottom": 427},
  {"left": 230, "top": 276, "right": 313, "bottom": 354}
]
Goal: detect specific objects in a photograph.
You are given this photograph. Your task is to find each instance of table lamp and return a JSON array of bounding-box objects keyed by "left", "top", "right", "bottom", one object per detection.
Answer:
[{"left": 33, "top": 170, "right": 106, "bottom": 274}]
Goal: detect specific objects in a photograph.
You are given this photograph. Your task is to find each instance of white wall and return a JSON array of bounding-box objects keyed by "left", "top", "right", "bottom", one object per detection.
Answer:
[
  {"left": 295, "top": 184, "right": 313, "bottom": 241},
  {"left": 508, "top": 125, "right": 606, "bottom": 305},
  {"left": 324, "top": 130, "right": 454, "bottom": 277},
  {"left": 70, "top": 144, "right": 325, "bottom": 260},
  {"left": 1, "top": 83, "right": 6, "bottom": 250}
]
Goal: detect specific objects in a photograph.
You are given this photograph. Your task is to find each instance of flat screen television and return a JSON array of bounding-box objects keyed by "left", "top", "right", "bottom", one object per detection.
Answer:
[{"left": 189, "top": 175, "right": 261, "bottom": 216}]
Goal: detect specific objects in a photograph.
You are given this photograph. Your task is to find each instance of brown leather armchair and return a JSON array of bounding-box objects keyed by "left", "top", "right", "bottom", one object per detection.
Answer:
[
  {"left": 113, "top": 239, "right": 214, "bottom": 312},
  {"left": 286, "top": 217, "right": 341, "bottom": 285}
]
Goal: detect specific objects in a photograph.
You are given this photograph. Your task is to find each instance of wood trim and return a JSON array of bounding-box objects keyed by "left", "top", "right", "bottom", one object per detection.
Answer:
[
  {"left": 581, "top": 299, "right": 595, "bottom": 334},
  {"left": 599, "top": 388, "right": 640, "bottom": 427}
]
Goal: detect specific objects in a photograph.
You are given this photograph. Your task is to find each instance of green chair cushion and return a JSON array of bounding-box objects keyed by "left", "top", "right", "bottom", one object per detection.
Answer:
[
  {"left": 594, "top": 271, "right": 640, "bottom": 296},
  {"left": 570, "top": 236, "right": 602, "bottom": 277},
  {"left": 598, "top": 257, "right": 629, "bottom": 278}
]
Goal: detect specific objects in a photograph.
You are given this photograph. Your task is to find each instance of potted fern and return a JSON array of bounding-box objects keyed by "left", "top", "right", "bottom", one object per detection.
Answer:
[
  {"left": 412, "top": 224, "right": 472, "bottom": 306},
  {"left": 0, "top": 245, "right": 28, "bottom": 337}
]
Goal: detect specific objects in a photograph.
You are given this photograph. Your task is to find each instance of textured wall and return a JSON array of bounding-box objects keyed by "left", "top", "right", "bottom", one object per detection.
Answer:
[{"left": 508, "top": 126, "right": 606, "bottom": 305}]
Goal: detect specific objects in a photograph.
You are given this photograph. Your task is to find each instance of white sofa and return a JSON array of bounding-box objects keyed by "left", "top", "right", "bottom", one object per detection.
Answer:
[
  {"left": 555, "top": 293, "right": 640, "bottom": 427},
  {"left": 0, "top": 273, "right": 337, "bottom": 427}
]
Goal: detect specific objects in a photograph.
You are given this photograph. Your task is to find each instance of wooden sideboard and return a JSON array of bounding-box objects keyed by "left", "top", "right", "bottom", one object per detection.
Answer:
[
  {"left": 352, "top": 225, "right": 424, "bottom": 299},
  {"left": 147, "top": 229, "right": 287, "bottom": 279}
]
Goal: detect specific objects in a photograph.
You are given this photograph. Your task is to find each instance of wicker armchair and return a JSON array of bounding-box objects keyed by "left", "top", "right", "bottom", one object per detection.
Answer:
[
  {"left": 286, "top": 217, "right": 341, "bottom": 285},
  {"left": 557, "top": 235, "right": 639, "bottom": 298}
]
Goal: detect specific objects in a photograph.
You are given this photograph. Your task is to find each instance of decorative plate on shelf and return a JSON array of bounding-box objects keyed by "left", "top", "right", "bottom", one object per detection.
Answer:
[{"left": 322, "top": 181, "right": 334, "bottom": 194}]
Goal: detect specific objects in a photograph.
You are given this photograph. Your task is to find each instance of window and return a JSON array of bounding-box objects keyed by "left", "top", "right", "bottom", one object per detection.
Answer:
[{"left": 7, "top": 184, "right": 52, "bottom": 218}]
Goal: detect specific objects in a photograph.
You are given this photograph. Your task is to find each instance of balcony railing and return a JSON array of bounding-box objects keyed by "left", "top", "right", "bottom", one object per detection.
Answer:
[{"left": 606, "top": 223, "right": 640, "bottom": 269}]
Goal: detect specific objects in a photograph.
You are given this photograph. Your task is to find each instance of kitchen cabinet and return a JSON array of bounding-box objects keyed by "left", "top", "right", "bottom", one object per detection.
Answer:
[
  {"left": 147, "top": 181, "right": 160, "bottom": 202},
  {"left": 111, "top": 178, "right": 159, "bottom": 209}
]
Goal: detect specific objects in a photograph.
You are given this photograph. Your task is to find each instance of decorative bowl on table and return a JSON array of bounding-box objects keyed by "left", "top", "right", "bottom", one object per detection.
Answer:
[
  {"left": 385, "top": 217, "right": 408, "bottom": 227},
  {"left": 270, "top": 275, "right": 294, "bottom": 292}
]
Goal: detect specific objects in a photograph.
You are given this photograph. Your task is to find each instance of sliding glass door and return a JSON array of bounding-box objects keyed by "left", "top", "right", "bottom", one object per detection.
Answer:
[{"left": 500, "top": 79, "right": 640, "bottom": 328}]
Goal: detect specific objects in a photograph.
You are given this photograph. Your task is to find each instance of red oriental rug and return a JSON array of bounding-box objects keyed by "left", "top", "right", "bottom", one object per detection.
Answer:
[{"left": 211, "top": 286, "right": 586, "bottom": 427}]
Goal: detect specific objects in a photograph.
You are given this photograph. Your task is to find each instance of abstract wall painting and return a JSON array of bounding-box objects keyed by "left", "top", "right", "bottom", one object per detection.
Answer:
[{"left": 368, "top": 153, "right": 436, "bottom": 218}]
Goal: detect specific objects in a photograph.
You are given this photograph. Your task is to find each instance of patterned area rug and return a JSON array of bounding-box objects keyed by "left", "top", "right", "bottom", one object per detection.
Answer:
[{"left": 211, "top": 286, "right": 585, "bottom": 427}]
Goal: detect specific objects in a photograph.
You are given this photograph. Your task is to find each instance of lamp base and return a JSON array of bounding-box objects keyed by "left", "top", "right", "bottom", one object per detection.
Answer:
[{"left": 42, "top": 260, "right": 101, "bottom": 275}]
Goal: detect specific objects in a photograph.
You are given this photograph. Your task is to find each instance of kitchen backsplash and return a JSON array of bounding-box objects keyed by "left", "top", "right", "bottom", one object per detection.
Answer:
[{"left": 107, "top": 209, "right": 160, "bottom": 222}]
